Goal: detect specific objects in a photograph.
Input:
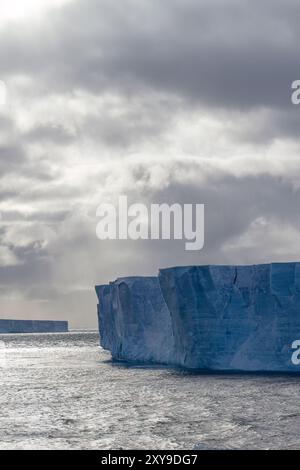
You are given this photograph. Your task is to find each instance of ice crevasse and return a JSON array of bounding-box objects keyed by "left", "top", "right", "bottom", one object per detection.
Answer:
[{"left": 95, "top": 263, "right": 300, "bottom": 371}]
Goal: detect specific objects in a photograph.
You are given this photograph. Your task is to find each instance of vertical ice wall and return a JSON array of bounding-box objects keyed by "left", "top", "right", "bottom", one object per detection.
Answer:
[
  {"left": 95, "top": 277, "right": 175, "bottom": 364},
  {"left": 96, "top": 263, "right": 300, "bottom": 371}
]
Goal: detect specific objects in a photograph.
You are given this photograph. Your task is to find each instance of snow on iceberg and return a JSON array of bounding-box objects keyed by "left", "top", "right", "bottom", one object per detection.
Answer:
[{"left": 95, "top": 263, "right": 300, "bottom": 371}]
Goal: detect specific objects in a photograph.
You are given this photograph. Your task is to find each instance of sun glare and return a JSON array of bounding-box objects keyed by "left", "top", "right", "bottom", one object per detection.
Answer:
[{"left": 0, "top": 0, "right": 71, "bottom": 22}]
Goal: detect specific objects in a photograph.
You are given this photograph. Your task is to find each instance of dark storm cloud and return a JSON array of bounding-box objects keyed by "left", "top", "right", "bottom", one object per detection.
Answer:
[
  {"left": 24, "top": 123, "right": 76, "bottom": 145},
  {"left": 0, "top": 209, "right": 69, "bottom": 223},
  {"left": 0, "top": 0, "right": 299, "bottom": 152},
  {"left": 0, "top": 144, "right": 26, "bottom": 172},
  {"left": 2, "top": 160, "right": 300, "bottom": 327},
  {"left": 0, "top": 190, "right": 18, "bottom": 201},
  {"left": 1, "top": 0, "right": 300, "bottom": 327},
  {"left": 0, "top": 0, "right": 299, "bottom": 111},
  {"left": 80, "top": 97, "right": 179, "bottom": 149},
  {"left": 0, "top": 252, "right": 52, "bottom": 291},
  {"left": 123, "top": 161, "right": 300, "bottom": 252}
]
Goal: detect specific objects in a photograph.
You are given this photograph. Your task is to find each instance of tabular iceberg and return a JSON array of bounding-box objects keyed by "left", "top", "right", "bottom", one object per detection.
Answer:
[
  {"left": 0, "top": 319, "right": 68, "bottom": 334},
  {"left": 95, "top": 263, "right": 300, "bottom": 371}
]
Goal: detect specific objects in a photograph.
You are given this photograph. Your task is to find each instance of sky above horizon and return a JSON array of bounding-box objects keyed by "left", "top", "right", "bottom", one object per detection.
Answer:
[{"left": 1, "top": 0, "right": 300, "bottom": 328}]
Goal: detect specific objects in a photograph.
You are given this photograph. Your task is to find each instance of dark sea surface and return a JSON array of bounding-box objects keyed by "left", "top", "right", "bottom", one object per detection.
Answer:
[{"left": 0, "top": 332, "right": 299, "bottom": 449}]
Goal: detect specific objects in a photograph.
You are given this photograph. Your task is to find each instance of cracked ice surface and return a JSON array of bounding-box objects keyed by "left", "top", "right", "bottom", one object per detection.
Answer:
[{"left": 95, "top": 263, "right": 300, "bottom": 371}]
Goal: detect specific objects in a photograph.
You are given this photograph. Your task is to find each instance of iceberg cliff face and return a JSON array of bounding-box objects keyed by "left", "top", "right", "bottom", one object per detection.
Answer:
[
  {"left": 95, "top": 263, "right": 300, "bottom": 371},
  {"left": 95, "top": 277, "right": 174, "bottom": 364}
]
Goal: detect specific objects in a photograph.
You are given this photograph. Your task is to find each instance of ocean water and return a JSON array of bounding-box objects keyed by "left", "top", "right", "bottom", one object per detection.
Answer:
[{"left": 0, "top": 331, "right": 299, "bottom": 450}]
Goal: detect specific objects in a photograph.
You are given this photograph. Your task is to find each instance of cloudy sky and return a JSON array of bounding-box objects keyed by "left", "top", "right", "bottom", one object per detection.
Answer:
[{"left": 1, "top": 0, "right": 300, "bottom": 328}]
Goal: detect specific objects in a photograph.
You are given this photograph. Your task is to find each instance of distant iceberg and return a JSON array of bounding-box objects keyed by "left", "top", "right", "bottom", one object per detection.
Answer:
[
  {"left": 95, "top": 263, "right": 300, "bottom": 371},
  {"left": 0, "top": 319, "right": 68, "bottom": 334}
]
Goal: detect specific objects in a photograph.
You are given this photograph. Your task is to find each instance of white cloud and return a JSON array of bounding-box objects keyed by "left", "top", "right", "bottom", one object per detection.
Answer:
[
  {"left": 0, "top": 0, "right": 72, "bottom": 24},
  {"left": 0, "top": 245, "right": 21, "bottom": 267},
  {"left": 1, "top": 0, "right": 300, "bottom": 327}
]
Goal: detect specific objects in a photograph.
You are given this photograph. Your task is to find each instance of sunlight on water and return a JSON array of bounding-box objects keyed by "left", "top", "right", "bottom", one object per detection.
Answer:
[{"left": 0, "top": 332, "right": 299, "bottom": 450}]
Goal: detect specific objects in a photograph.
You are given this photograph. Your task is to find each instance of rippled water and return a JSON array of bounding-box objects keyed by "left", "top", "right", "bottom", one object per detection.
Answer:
[{"left": 0, "top": 332, "right": 299, "bottom": 449}]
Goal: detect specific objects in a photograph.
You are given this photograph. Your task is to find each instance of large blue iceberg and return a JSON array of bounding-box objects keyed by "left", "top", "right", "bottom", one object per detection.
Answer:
[{"left": 95, "top": 263, "right": 300, "bottom": 371}]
